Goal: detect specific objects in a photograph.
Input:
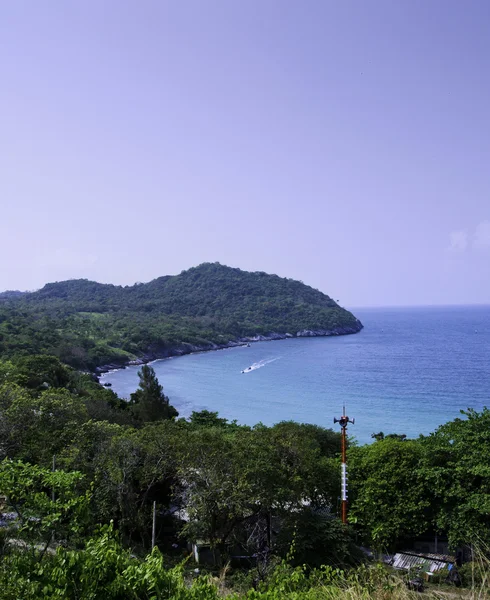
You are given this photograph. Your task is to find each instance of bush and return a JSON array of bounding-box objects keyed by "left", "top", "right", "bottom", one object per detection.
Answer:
[
  {"left": 459, "top": 561, "right": 489, "bottom": 588},
  {"left": 429, "top": 566, "right": 449, "bottom": 584}
]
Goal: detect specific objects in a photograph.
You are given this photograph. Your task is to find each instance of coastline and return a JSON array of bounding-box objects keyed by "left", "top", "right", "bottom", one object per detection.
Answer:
[{"left": 95, "top": 322, "right": 363, "bottom": 375}]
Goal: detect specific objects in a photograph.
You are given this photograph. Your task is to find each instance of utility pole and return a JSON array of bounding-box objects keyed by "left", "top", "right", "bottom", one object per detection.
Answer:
[
  {"left": 51, "top": 455, "right": 56, "bottom": 546},
  {"left": 334, "top": 406, "right": 354, "bottom": 524},
  {"left": 151, "top": 501, "right": 157, "bottom": 550},
  {"left": 52, "top": 455, "right": 56, "bottom": 503}
]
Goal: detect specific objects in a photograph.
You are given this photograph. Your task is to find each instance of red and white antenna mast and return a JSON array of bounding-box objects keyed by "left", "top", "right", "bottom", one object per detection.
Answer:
[{"left": 334, "top": 405, "right": 355, "bottom": 524}]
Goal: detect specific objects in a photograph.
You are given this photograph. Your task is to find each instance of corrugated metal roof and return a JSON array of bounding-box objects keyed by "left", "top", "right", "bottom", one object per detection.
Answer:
[{"left": 392, "top": 551, "right": 454, "bottom": 573}]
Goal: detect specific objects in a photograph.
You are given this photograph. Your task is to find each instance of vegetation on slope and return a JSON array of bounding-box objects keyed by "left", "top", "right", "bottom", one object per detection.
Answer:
[
  {"left": 1, "top": 355, "right": 490, "bottom": 597},
  {"left": 3, "top": 266, "right": 487, "bottom": 597},
  {"left": 0, "top": 263, "right": 362, "bottom": 370}
]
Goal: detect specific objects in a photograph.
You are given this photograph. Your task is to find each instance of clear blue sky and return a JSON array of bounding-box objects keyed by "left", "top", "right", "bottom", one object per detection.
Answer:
[{"left": 1, "top": 1, "right": 489, "bottom": 306}]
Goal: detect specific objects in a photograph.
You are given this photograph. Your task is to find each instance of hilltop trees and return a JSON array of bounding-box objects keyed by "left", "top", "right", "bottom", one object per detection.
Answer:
[{"left": 0, "top": 263, "right": 362, "bottom": 370}]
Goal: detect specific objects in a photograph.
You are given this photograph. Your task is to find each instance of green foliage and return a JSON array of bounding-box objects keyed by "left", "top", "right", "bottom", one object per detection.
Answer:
[
  {"left": 0, "top": 383, "right": 89, "bottom": 464},
  {"left": 420, "top": 407, "right": 490, "bottom": 548},
  {"left": 429, "top": 566, "right": 450, "bottom": 584},
  {"left": 0, "top": 263, "right": 362, "bottom": 370},
  {"left": 9, "top": 354, "right": 72, "bottom": 390},
  {"left": 2, "top": 398, "right": 490, "bottom": 597},
  {"left": 370, "top": 432, "right": 407, "bottom": 442},
  {"left": 348, "top": 408, "right": 490, "bottom": 552},
  {"left": 243, "top": 561, "right": 404, "bottom": 599},
  {"left": 0, "top": 361, "right": 345, "bottom": 557},
  {"left": 4, "top": 336, "right": 490, "bottom": 596},
  {"left": 0, "top": 524, "right": 221, "bottom": 599},
  {"left": 81, "top": 422, "right": 180, "bottom": 545},
  {"left": 276, "top": 511, "right": 363, "bottom": 569},
  {"left": 458, "top": 560, "right": 487, "bottom": 587},
  {"left": 348, "top": 438, "right": 431, "bottom": 551},
  {"left": 3, "top": 264, "right": 490, "bottom": 597},
  {"left": 0, "top": 460, "right": 89, "bottom": 548},
  {"left": 174, "top": 421, "right": 340, "bottom": 560},
  {"left": 130, "top": 365, "right": 178, "bottom": 422},
  {"left": 188, "top": 410, "right": 233, "bottom": 429}
]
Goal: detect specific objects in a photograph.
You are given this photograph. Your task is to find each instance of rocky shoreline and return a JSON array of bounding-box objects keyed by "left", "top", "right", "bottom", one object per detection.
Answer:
[{"left": 95, "top": 322, "right": 363, "bottom": 375}]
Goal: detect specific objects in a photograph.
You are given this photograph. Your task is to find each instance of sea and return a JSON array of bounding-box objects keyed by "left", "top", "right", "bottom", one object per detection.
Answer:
[{"left": 100, "top": 306, "right": 490, "bottom": 445}]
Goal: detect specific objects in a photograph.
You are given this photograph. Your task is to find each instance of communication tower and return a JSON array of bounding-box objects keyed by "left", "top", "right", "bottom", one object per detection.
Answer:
[{"left": 334, "top": 405, "right": 355, "bottom": 524}]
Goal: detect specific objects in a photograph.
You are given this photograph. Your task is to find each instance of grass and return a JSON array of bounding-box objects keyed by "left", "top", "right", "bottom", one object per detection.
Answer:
[{"left": 206, "top": 554, "right": 490, "bottom": 599}]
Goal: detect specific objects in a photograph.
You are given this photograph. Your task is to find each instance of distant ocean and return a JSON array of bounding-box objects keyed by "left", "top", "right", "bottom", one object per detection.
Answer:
[{"left": 100, "top": 306, "right": 490, "bottom": 444}]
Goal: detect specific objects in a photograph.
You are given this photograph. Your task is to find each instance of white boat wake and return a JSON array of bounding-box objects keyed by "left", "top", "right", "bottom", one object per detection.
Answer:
[{"left": 241, "top": 357, "right": 280, "bottom": 374}]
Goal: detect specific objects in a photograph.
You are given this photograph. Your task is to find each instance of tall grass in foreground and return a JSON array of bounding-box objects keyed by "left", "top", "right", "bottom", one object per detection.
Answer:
[
  {"left": 457, "top": 540, "right": 490, "bottom": 599},
  {"left": 2, "top": 527, "right": 490, "bottom": 598},
  {"left": 216, "top": 552, "right": 490, "bottom": 599}
]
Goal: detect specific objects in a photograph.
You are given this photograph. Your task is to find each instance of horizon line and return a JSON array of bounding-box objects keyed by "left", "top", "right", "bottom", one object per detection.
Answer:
[{"left": 348, "top": 302, "right": 490, "bottom": 310}]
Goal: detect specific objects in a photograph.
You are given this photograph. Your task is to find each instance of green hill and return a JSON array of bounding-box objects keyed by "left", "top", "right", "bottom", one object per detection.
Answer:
[{"left": 0, "top": 263, "right": 362, "bottom": 370}]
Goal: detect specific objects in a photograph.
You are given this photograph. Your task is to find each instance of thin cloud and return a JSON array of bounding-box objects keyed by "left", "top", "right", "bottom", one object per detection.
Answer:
[
  {"left": 448, "top": 230, "right": 468, "bottom": 252},
  {"left": 473, "top": 220, "right": 490, "bottom": 249}
]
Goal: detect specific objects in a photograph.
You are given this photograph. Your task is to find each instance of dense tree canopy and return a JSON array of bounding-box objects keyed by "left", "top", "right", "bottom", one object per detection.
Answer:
[
  {"left": 0, "top": 264, "right": 488, "bottom": 596},
  {"left": 1, "top": 350, "right": 490, "bottom": 596},
  {"left": 348, "top": 409, "right": 490, "bottom": 554},
  {"left": 419, "top": 408, "right": 490, "bottom": 548},
  {"left": 348, "top": 438, "right": 431, "bottom": 551}
]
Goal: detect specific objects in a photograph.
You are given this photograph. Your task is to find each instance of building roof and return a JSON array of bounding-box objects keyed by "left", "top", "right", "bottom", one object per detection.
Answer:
[{"left": 391, "top": 551, "right": 455, "bottom": 573}]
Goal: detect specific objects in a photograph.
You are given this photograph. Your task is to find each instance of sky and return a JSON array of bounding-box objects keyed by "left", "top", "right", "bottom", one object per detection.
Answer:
[{"left": 1, "top": 1, "right": 489, "bottom": 307}]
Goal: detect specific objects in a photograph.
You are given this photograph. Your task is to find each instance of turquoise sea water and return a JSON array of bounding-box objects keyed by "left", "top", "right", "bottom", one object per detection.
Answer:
[{"left": 100, "top": 306, "right": 490, "bottom": 444}]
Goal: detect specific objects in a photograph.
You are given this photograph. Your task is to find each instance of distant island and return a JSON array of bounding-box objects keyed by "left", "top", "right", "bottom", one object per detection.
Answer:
[{"left": 0, "top": 262, "right": 363, "bottom": 371}]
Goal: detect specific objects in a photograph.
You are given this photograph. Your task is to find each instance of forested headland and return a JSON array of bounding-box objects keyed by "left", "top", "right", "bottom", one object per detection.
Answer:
[{"left": 0, "top": 263, "right": 362, "bottom": 371}]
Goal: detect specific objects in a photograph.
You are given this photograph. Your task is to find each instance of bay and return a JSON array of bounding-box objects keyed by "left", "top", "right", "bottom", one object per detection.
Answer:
[{"left": 100, "top": 306, "right": 490, "bottom": 444}]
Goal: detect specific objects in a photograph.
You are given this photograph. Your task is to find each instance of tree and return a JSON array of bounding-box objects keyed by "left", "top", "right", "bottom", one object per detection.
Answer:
[
  {"left": 371, "top": 432, "right": 407, "bottom": 442},
  {"left": 11, "top": 355, "right": 72, "bottom": 391},
  {"left": 420, "top": 408, "right": 490, "bottom": 548},
  {"left": 3, "top": 385, "right": 88, "bottom": 466},
  {"left": 0, "top": 459, "right": 89, "bottom": 551},
  {"left": 348, "top": 438, "right": 431, "bottom": 551},
  {"left": 188, "top": 409, "right": 231, "bottom": 429},
  {"left": 129, "top": 365, "right": 178, "bottom": 422},
  {"left": 276, "top": 510, "right": 363, "bottom": 568},
  {"left": 174, "top": 422, "right": 340, "bottom": 562},
  {"left": 89, "top": 422, "right": 181, "bottom": 547}
]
